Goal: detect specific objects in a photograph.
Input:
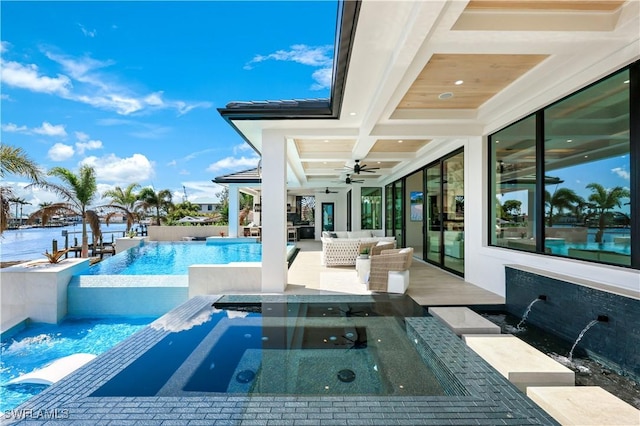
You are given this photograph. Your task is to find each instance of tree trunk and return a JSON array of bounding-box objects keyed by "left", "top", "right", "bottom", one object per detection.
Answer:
[{"left": 81, "top": 210, "right": 89, "bottom": 258}]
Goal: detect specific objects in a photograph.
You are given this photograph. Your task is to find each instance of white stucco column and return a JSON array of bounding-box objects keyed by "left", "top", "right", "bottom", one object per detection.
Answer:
[
  {"left": 261, "top": 130, "right": 287, "bottom": 292},
  {"left": 228, "top": 184, "right": 240, "bottom": 237},
  {"left": 351, "top": 185, "right": 362, "bottom": 231}
]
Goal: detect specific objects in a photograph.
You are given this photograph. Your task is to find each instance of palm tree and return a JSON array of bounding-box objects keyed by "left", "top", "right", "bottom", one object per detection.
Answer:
[
  {"left": 8, "top": 197, "right": 31, "bottom": 226},
  {"left": 101, "top": 183, "right": 141, "bottom": 232},
  {"left": 585, "top": 183, "right": 630, "bottom": 243},
  {"left": 0, "top": 144, "right": 43, "bottom": 233},
  {"left": 238, "top": 193, "right": 254, "bottom": 226},
  {"left": 28, "top": 166, "right": 99, "bottom": 257},
  {"left": 137, "top": 187, "right": 173, "bottom": 225},
  {"left": 545, "top": 187, "right": 581, "bottom": 227}
]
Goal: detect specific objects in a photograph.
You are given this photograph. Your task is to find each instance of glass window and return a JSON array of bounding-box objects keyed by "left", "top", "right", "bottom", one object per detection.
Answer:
[
  {"left": 361, "top": 187, "right": 382, "bottom": 230},
  {"left": 405, "top": 170, "right": 424, "bottom": 259},
  {"left": 385, "top": 184, "right": 393, "bottom": 236},
  {"left": 443, "top": 151, "right": 464, "bottom": 274},
  {"left": 490, "top": 115, "right": 537, "bottom": 252},
  {"left": 394, "top": 181, "right": 404, "bottom": 244},
  {"left": 489, "top": 66, "right": 634, "bottom": 268},
  {"left": 544, "top": 69, "right": 630, "bottom": 266}
]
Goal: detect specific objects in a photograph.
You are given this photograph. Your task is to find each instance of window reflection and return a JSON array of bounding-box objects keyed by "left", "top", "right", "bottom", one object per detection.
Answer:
[
  {"left": 491, "top": 115, "right": 537, "bottom": 252},
  {"left": 490, "top": 67, "right": 633, "bottom": 267},
  {"left": 545, "top": 69, "right": 631, "bottom": 266}
]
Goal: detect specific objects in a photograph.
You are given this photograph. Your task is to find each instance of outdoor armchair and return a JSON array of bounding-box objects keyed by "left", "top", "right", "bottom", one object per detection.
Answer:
[{"left": 368, "top": 247, "right": 414, "bottom": 293}]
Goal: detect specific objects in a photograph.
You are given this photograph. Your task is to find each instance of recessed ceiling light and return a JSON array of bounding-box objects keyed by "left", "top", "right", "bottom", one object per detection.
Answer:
[
  {"left": 454, "top": 80, "right": 464, "bottom": 85},
  {"left": 623, "top": 80, "right": 630, "bottom": 84},
  {"left": 349, "top": 112, "right": 357, "bottom": 116},
  {"left": 377, "top": 161, "right": 381, "bottom": 164},
  {"left": 323, "top": 161, "right": 327, "bottom": 164},
  {"left": 566, "top": 139, "right": 572, "bottom": 143},
  {"left": 438, "top": 92, "right": 454, "bottom": 100},
  {"left": 495, "top": 140, "right": 500, "bottom": 143},
  {"left": 584, "top": 155, "right": 588, "bottom": 158},
  {"left": 398, "top": 140, "right": 403, "bottom": 143},
  {"left": 323, "top": 139, "right": 329, "bottom": 143}
]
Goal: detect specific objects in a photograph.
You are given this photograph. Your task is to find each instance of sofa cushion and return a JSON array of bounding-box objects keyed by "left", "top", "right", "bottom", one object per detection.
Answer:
[
  {"left": 348, "top": 230, "right": 373, "bottom": 239},
  {"left": 335, "top": 231, "right": 349, "bottom": 238}
]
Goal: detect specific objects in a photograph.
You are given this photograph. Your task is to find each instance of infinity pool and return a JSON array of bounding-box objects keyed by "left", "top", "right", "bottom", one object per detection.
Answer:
[
  {"left": 79, "top": 241, "right": 270, "bottom": 275},
  {"left": 0, "top": 317, "right": 153, "bottom": 411}
]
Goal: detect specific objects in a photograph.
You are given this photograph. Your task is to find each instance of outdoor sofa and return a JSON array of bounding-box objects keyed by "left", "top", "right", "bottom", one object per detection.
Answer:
[{"left": 321, "top": 230, "right": 396, "bottom": 266}]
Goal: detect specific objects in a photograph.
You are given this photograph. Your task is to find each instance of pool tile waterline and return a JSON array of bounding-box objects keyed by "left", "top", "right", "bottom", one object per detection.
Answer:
[{"left": 8, "top": 295, "right": 558, "bottom": 425}]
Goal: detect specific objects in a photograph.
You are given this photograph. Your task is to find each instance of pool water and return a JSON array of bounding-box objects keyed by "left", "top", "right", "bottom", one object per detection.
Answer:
[
  {"left": 0, "top": 317, "right": 154, "bottom": 411},
  {"left": 92, "top": 297, "right": 450, "bottom": 397},
  {"left": 80, "top": 241, "right": 264, "bottom": 275}
]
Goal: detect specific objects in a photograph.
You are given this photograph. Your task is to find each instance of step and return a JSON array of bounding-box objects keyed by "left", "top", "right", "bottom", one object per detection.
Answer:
[
  {"left": 428, "top": 307, "right": 500, "bottom": 336},
  {"left": 527, "top": 386, "right": 640, "bottom": 425},
  {"left": 463, "top": 334, "right": 575, "bottom": 392}
]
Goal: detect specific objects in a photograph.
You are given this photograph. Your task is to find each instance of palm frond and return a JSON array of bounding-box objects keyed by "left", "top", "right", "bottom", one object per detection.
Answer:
[{"left": 0, "top": 145, "right": 44, "bottom": 182}]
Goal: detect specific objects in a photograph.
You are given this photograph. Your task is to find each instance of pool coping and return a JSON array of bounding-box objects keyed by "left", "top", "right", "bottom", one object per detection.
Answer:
[{"left": 4, "top": 295, "right": 558, "bottom": 425}]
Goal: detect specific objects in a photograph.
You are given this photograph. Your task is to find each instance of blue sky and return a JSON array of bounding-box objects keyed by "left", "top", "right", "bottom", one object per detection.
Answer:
[{"left": 1, "top": 1, "right": 337, "bottom": 213}]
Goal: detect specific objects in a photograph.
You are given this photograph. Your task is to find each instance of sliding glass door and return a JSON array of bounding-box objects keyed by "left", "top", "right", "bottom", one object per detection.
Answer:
[{"left": 425, "top": 149, "right": 464, "bottom": 275}]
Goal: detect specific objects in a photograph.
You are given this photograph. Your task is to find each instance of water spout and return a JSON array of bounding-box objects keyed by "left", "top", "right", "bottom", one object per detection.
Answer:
[
  {"left": 568, "top": 319, "right": 603, "bottom": 362},
  {"left": 516, "top": 296, "right": 546, "bottom": 330}
]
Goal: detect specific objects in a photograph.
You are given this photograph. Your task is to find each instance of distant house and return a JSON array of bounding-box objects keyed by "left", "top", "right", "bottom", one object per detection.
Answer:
[{"left": 192, "top": 199, "right": 219, "bottom": 214}]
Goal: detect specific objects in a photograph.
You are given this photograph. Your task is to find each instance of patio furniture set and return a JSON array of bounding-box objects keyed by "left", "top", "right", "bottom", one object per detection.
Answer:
[{"left": 321, "top": 230, "right": 413, "bottom": 294}]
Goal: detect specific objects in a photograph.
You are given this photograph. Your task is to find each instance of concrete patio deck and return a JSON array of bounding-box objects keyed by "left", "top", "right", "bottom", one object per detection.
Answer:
[{"left": 286, "top": 240, "right": 504, "bottom": 306}]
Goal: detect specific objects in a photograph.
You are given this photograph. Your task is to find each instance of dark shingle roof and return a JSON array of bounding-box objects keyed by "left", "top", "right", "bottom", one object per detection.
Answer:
[
  {"left": 213, "top": 167, "right": 261, "bottom": 184},
  {"left": 224, "top": 98, "right": 330, "bottom": 110}
]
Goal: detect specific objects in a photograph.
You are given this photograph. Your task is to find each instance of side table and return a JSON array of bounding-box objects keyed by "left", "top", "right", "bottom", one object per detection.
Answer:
[{"left": 355, "top": 256, "right": 371, "bottom": 285}]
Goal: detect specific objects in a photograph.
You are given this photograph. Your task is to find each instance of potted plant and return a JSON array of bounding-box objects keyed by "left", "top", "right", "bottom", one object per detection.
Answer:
[
  {"left": 219, "top": 231, "right": 226, "bottom": 237},
  {"left": 358, "top": 247, "right": 370, "bottom": 259},
  {"left": 43, "top": 248, "right": 70, "bottom": 264},
  {"left": 126, "top": 230, "right": 136, "bottom": 238}
]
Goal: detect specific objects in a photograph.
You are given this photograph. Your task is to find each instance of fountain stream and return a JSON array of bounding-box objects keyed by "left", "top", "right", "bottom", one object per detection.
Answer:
[
  {"left": 568, "top": 317, "right": 606, "bottom": 362},
  {"left": 516, "top": 295, "right": 546, "bottom": 330}
]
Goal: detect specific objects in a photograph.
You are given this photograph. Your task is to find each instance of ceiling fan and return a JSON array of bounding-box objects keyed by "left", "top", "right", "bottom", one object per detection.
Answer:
[
  {"left": 315, "top": 187, "right": 339, "bottom": 194},
  {"left": 340, "top": 159, "right": 380, "bottom": 174},
  {"left": 344, "top": 174, "right": 365, "bottom": 184}
]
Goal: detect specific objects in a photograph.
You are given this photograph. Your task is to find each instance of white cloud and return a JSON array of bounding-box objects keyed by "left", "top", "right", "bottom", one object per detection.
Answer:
[
  {"left": 179, "top": 169, "right": 190, "bottom": 175},
  {"left": 167, "top": 160, "right": 177, "bottom": 167},
  {"left": 80, "top": 153, "right": 154, "bottom": 183},
  {"left": 144, "top": 92, "right": 164, "bottom": 106},
  {"left": 233, "top": 143, "right": 254, "bottom": 154},
  {"left": 2, "top": 121, "right": 67, "bottom": 137},
  {"left": 310, "top": 67, "right": 333, "bottom": 90},
  {"left": 0, "top": 60, "right": 72, "bottom": 95},
  {"left": 0, "top": 93, "right": 11, "bottom": 100},
  {"left": 182, "top": 181, "right": 226, "bottom": 203},
  {"left": 75, "top": 139, "right": 103, "bottom": 155},
  {"left": 1, "top": 123, "right": 28, "bottom": 133},
  {"left": 48, "top": 143, "right": 75, "bottom": 161},
  {"left": 4, "top": 48, "right": 210, "bottom": 116},
  {"left": 245, "top": 44, "right": 333, "bottom": 69},
  {"left": 244, "top": 44, "right": 333, "bottom": 91},
  {"left": 45, "top": 51, "right": 209, "bottom": 116},
  {"left": 182, "top": 148, "right": 218, "bottom": 162},
  {"left": 75, "top": 131, "right": 89, "bottom": 141},
  {"left": 33, "top": 121, "right": 67, "bottom": 137},
  {"left": 206, "top": 155, "right": 260, "bottom": 172},
  {"left": 0, "top": 41, "right": 9, "bottom": 54},
  {"left": 2, "top": 180, "right": 61, "bottom": 215},
  {"left": 611, "top": 167, "right": 630, "bottom": 180},
  {"left": 78, "top": 24, "right": 97, "bottom": 38}
]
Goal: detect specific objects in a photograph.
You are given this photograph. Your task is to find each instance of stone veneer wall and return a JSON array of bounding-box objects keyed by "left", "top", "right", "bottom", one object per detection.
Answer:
[{"left": 505, "top": 265, "right": 640, "bottom": 381}]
